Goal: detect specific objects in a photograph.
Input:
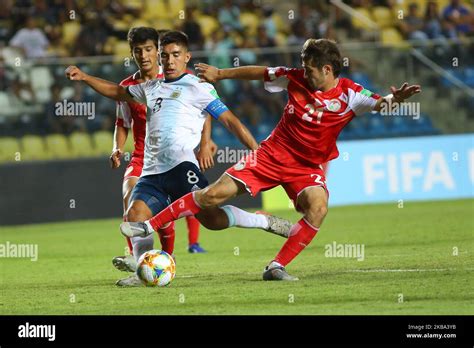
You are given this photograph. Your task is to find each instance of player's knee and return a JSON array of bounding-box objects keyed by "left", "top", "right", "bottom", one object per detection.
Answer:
[
  {"left": 305, "top": 203, "right": 328, "bottom": 224},
  {"left": 126, "top": 205, "right": 142, "bottom": 222},
  {"left": 199, "top": 186, "right": 223, "bottom": 206}
]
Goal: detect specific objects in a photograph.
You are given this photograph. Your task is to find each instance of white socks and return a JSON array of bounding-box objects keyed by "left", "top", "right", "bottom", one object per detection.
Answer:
[
  {"left": 221, "top": 205, "right": 269, "bottom": 229},
  {"left": 131, "top": 234, "right": 154, "bottom": 262}
]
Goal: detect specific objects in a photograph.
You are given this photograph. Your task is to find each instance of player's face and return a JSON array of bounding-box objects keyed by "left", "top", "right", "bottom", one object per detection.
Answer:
[
  {"left": 160, "top": 43, "right": 191, "bottom": 79},
  {"left": 302, "top": 58, "right": 326, "bottom": 91},
  {"left": 131, "top": 40, "right": 158, "bottom": 73}
]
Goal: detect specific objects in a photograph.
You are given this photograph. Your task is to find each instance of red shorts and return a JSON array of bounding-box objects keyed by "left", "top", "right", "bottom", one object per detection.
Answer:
[
  {"left": 123, "top": 157, "right": 143, "bottom": 181},
  {"left": 225, "top": 140, "right": 328, "bottom": 211}
]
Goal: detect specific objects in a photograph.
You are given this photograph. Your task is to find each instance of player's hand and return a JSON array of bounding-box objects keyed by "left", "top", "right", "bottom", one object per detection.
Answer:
[
  {"left": 195, "top": 63, "right": 220, "bottom": 83},
  {"left": 65, "top": 65, "right": 87, "bottom": 81},
  {"left": 109, "top": 148, "right": 122, "bottom": 169},
  {"left": 390, "top": 82, "right": 421, "bottom": 102},
  {"left": 209, "top": 139, "right": 218, "bottom": 156},
  {"left": 196, "top": 143, "right": 215, "bottom": 172}
]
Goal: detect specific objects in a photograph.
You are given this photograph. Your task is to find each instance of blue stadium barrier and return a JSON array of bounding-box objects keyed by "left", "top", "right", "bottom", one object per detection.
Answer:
[{"left": 328, "top": 134, "right": 474, "bottom": 206}]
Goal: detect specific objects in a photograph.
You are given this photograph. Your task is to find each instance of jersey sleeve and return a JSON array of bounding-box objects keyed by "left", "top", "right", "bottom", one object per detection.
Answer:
[
  {"left": 197, "top": 82, "right": 229, "bottom": 120},
  {"left": 347, "top": 82, "right": 381, "bottom": 115},
  {"left": 115, "top": 101, "right": 132, "bottom": 128},
  {"left": 126, "top": 81, "right": 148, "bottom": 104},
  {"left": 263, "top": 66, "right": 290, "bottom": 93}
]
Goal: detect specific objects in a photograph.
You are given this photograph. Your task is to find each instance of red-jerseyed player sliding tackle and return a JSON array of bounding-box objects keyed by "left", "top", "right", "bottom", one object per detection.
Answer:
[{"left": 120, "top": 38, "right": 421, "bottom": 281}]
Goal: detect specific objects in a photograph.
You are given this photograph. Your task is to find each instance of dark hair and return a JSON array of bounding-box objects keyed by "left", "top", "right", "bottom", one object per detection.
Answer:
[
  {"left": 160, "top": 30, "right": 189, "bottom": 50},
  {"left": 127, "top": 27, "right": 159, "bottom": 49},
  {"left": 301, "top": 39, "right": 342, "bottom": 77}
]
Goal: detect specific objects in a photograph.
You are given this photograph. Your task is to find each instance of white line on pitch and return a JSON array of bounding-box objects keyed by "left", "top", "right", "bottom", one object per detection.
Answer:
[{"left": 175, "top": 267, "right": 474, "bottom": 278}]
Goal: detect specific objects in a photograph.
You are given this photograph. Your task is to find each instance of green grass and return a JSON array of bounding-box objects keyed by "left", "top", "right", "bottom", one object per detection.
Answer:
[{"left": 0, "top": 199, "right": 473, "bottom": 315}]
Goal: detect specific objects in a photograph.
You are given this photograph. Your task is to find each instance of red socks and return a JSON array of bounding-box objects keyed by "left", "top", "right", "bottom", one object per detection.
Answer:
[
  {"left": 148, "top": 192, "right": 202, "bottom": 231},
  {"left": 158, "top": 222, "right": 176, "bottom": 255},
  {"left": 157, "top": 217, "right": 200, "bottom": 255},
  {"left": 186, "top": 215, "right": 200, "bottom": 245},
  {"left": 274, "top": 218, "right": 319, "bottom": 266}
]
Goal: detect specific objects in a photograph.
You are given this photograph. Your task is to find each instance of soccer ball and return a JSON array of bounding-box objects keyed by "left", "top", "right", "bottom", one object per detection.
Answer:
[{"left": 136, "top": 249, "right": 176, "bottom": 287}]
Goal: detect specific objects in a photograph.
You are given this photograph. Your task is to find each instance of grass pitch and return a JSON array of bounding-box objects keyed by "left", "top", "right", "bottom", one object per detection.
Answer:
[{"left": 1, "top": 199, "right": 472, "bottom": 315}]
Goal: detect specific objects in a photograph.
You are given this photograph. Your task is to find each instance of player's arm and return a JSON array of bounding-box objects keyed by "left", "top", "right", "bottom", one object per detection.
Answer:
[
  {"left": 196, "top": 115, "right": 217, "bottom": 172},
  {"left": 110, "top": 124, "right": 128, "bottom": 169},
  {"left": 218, "top": 110, "right": 258, "bottom": 151},
  {"left": 195, "top": 63, "right": 267, "bottom": 83},
  {"left": 373, "top": 82, "right": 421, "bottom": 112},
  {"left": 200, "top": 83, "right": 258, "bottom": 150},
  {"left": 65, "top": 65, "right": 135, "bottom": 103}
]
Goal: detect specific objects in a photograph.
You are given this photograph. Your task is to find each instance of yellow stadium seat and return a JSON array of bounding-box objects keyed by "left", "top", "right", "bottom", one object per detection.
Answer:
[
  {"left": 144, "top": 0, "right": 185, "bottom": 21},
  {"left": 62, "top": 21, "right": 81, "bottom": 48},
  {"left": 352, "top": 7, "right": 375, "bottom": 30},
  {"left": 114, "top": 41, "right": 132, "bottom": 59},
  {"left": 196, "top": 15, "right": 219, "bottom": 38},
  {"left": 275, "top": 32, "right": 288, "bottom": 47},
  {"left": 381, "top": 27, "right": 410, "bottom": 48},
  {"left": 240, "top": 12, "right": 260, "bottom": 36},
  {"left": 69, "top": 132, "right": 96, "bottom": 158},
  {"left": 130, "top": 19, "right": 151, "bottom": 29},
  {"left": 273, "top": 14, "right": 288, "bottom": 34},
  {"left": 21, "top": 135, "right": 50, "bottom": 161},
  {"left": 112, "top": 19, "right": 130, "bottom": 32},
  {"left": 0, "top": 137, "right": 21, "bottom": 163},
  {"left": 103, "top": 36, "right": 118, "bottom": 55},
  {"left": 125, "top": 0, "right": 144, "bottom": 10},
  {"left": 149, "top": 18, "right": 174, "bottom": 31},
  {"left": 393, "top": 0, "right": 428, "bottom": 18},
  {"left": 45, "top": 134, "right": 71, "bottom": 159},
  {"left": 372, "top": 6, "right": 394, "bottom": 29},
  {"left": 93, "top": 131, "right": 113, "bottom": 156},
  {"left": 437, "top": 0, "right": 452, "bottom": 10}
]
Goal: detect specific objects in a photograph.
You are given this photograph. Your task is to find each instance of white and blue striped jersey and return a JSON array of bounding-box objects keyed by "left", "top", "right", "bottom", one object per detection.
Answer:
[{"left": 127, "top": 73, "right": 227, "bottom": 176}]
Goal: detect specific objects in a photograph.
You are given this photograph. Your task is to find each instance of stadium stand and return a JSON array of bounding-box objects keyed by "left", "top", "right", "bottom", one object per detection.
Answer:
[{"left": 0, "top": 0, "right": 472, "bottom": 163}]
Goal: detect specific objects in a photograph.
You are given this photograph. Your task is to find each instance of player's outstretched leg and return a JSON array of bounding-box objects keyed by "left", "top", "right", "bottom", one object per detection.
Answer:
[
  {"left": 120, "top": 174, "right": 293, "bottom": 238},
  {"left": 112, "top": 215, "right": 138, "bottom": 272},
  {"left": 263, "top": 186, "right": 328, "bottom": 281}
]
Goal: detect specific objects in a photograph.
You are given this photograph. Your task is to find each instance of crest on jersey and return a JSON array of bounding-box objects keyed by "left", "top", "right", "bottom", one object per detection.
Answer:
[
  {"left": 170, "top": 88, "right": 182, "bottom": 99},
  {"left": 326, "top": 99, "right": 341, "bottom": 112}
]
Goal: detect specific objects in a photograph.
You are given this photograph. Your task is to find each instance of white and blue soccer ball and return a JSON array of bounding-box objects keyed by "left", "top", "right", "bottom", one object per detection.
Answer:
[{"left": 136, "top": 249, "right": 176, "bottom": 287}]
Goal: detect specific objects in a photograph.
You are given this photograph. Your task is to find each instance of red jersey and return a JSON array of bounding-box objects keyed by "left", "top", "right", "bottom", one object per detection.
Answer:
[
  {"left": 263, "top": 67, "right": 381, "bottom": 165},
  {"left": 115, "top": 71, "right": 151, "bottom": 160}
]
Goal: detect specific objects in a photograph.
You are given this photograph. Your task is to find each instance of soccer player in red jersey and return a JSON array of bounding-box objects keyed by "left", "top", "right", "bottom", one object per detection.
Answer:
[
  {"left": 109, "top": 28, "right": 216, "bottom": 279},
  {"left": 120, "top": 38, "right": 421, "bottom": 281}
]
